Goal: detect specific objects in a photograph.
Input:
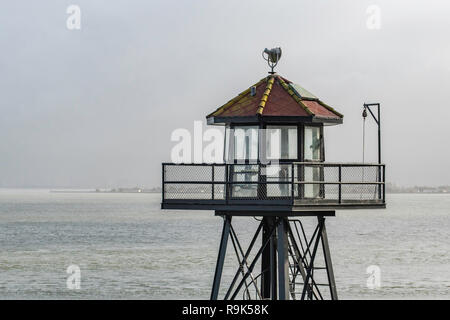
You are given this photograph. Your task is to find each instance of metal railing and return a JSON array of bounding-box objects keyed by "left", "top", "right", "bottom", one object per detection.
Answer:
[{"left": 162, "top": 162, "right": 385, "bottom": 206}]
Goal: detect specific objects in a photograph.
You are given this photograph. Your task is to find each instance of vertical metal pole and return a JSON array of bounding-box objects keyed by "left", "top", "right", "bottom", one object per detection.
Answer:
[
  {"left": 261, "top": 217, "right": 271, "bottom": 299},
  {"left": 270, "top": 218, "right": 277, "bottom": 300},
  {"left": 277, "top": 218, "right": 290, "bottom": 300},
  {"left": 382, "top": 165, "right": 386, "bottom": 203},
  {"left": 291, "top": 163, "right": 294, "bottom": 204},
  {"left": 300, "top": 163, "right": 304, "bottom": 199},
  {"left": 211, "top": 164, "right": 215, "bottom": 200},
  {"left": 260, "top": 164, "right": 268, "bottom": 200},
  {"left": 161, "top": 164, "right": 165, "bottom": 203},
  {"left": 225, "top": 165, "right": 229, "bottom": 204},
  {"left": 319, "top": 216, "right": 338, "bottom": 300},
  {"left": 211, "top": 215, "right": 232, "bottom": 300},
  {"left": 377, "top": 104, "right": 382, "bottom": 200},
  {"left": 338, "top": 165, "right": 342, "bottom": 204},
  {"left": 257, "top": 164, "right": 262, "bottom": 199},
  {"left": 377, "top": 103, "right": 381, "bottom": 165}
]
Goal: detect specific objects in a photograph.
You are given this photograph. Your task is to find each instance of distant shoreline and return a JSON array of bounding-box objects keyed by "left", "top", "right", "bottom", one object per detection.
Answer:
[
  {"left": 48, "top": 190, "right": 449, "bottom": 195},
  {"left": 50, "top": 189, "right": 161, "bottom": 194}
]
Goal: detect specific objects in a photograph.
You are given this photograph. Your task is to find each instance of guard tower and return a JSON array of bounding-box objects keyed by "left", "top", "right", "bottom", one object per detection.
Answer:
[{"left": 161, "top": 48, "right": 386, "bottom": 300}]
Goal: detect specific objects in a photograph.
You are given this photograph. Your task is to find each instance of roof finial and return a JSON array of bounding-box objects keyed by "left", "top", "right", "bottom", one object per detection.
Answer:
[{"left": 262, "top": 47, "right": 282, "bottom": 74}]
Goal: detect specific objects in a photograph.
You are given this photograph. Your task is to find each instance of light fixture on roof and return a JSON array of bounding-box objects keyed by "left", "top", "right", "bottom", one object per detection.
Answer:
[{"left": 262, "top": 47, "right": 282, "bottom": 74}]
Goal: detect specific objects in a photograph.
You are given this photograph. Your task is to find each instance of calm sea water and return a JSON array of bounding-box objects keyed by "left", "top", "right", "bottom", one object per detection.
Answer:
[{"left": 0, "top": 189, "right": 448, "bottom": 300}]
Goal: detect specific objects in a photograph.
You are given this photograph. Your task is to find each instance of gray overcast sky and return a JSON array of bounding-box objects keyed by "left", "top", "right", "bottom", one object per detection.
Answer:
[{"left": 1, "top": 0, "right": 450, "bottom": 188}]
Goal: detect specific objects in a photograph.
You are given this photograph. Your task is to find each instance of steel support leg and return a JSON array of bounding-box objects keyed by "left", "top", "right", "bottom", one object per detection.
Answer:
[
  {"left": 212, "top": 214, "right": 338, "bottom": 301},
  {"left": 277, "top": 218, "right": 290, "bottom": 300},
  {"left": 211, "top": 215, "right": 231, "bottom": 300},
  {"left": 270, "top": 220, "right": 278, "bottom": 299},
  {"left": 319, "top": 216, "right": 338, "bottom": 300},
  {"left": 260, "top": 217, "right": 270, "bottom": 299},
  {"left": 261, "top": 217, "right": 277, "bottom": 299}
]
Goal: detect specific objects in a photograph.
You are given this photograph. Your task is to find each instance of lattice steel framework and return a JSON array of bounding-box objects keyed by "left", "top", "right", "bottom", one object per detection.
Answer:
[{"left": 211, "top": 214, "right": 338, "bottom": 300}]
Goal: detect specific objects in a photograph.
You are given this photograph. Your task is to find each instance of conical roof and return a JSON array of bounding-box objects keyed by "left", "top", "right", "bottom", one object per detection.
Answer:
[{"left": 206, "top": 74, "right": 343, "bottom": 125}]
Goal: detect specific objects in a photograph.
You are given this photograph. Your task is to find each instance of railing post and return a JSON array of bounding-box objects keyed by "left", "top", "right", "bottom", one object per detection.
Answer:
[
  {"left": 211, "top": 215, "right": 232, "bottom": 300},
  {"left": 277, "top": 218, "right": 290, "bottom": 300},
  {"left": 225, "top": 164, "right": 229, "bottom": 204},
  {"left": 162, "top": 164, "right": 165, "bottom": 203},
  {"left": 320, "top": 163, "right": 325, "bottom": 199},
  {"left": 291, "top": 163, "right": 294, "bottom": 204},
  {"left": 258, "top": 164, "right": 262, "bottom": 200},
  {"left": 378, "top": 164, "right": 382, "bottom": 200},
  {"left": 382, "top": 165, "right": 386, "bottom": 203},
  {"left": 338, "top": 165, "right": 342, "bottom": 204},
  {"left": 258, "top": 163, "right": 267, "bottom": 200},
  {"left": 211, "top": 164, "right": 215, "bottom": 200},
  {"left": 299, "top": 163, "right": 304, "bottom": 199}
]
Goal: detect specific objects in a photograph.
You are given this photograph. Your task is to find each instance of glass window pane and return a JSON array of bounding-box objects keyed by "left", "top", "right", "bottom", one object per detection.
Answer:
[
  {"left": 233, "top": 126, "right": 258, "bottom": 161},
  {"left": 266, "top": 126, "right": 297, "bottom": 160},
  {"left": 224, "top": 127, "right": 231, "bottom": 162},
  {"left": 304, "top": 126, "right": 321, "bottom": 160}
]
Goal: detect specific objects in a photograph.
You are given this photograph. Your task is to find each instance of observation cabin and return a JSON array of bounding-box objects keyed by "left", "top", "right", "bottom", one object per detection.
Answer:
[
  {"left": 161, "top": 53, "right": 386, "bottom": 214},
  {"left": 160, "top": 48, "right": 386, "bottom": 301}
]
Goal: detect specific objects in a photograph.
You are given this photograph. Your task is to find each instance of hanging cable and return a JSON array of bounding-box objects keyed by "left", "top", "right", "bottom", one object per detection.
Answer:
[{"left": 361, "top": 107, "right": 368, "bottom": 200}]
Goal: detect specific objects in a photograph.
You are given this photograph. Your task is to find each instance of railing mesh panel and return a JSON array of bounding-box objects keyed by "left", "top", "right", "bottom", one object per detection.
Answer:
[
  {"left": 162, "top": 163, "right": 384, "bottom": 203},
  {"left": 214, "top": 166, "right": 226, "bottom": 182},
  {"left": 341, "top": 166, "right": 379, "bottom": 183},
  {"left": 164, "top": 183, "right": 212, "bottom": 199},
  {"left": 165, "top": 165, "right": 213, "bottom": 182},
  {"left": 214, "top": 184, "right": 225, "bottom": 200},
  {"left": 323, "top": 184, "right": 339, "bottom": 200},
  {"left": 341, "top": 184, "right": 379, "bottom": 201}
]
